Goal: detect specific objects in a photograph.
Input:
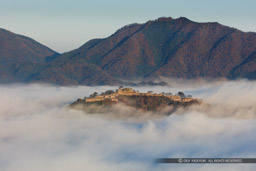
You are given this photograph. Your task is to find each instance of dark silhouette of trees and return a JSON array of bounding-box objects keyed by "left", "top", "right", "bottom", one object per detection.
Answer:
[
  {"left": 101, "top": 90, "right": 115, "bottom": 95},
  {"left": 178, "top": 92, "right": 185, "bottom": 98},
  {"left": 89, "top": 92, "right": 98, "bottom": 97}
]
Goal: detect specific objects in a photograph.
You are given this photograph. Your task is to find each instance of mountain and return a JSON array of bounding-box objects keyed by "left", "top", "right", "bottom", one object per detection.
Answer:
[
  {"left": 0, "top": 28, "right": 58, "bottom": 83},
  {"left": 1, "top": 17, "right": 256, "bottom": 85},
  {"left": 35, "top": 17, "right": 256, "bottom": 83}
]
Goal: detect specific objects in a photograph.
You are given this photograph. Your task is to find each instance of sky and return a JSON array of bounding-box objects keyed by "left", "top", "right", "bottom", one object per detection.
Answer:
[{"left": 0, "top": 0, "right": 255, "bottom": 53}]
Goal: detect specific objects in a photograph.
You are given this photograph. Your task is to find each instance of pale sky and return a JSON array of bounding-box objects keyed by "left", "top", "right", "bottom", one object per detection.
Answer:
[{"left": 0, "top": 0, "right": 255, "bottom": 53}]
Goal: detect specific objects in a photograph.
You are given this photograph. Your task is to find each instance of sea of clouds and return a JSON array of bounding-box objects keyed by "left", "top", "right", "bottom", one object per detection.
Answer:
[{"left": 1, "top": 79, "right": 256, "bottom": 171}]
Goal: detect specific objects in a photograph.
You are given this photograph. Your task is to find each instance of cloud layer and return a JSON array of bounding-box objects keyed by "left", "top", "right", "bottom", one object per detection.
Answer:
[{"left": 0, "top": 80, "right": 256, "bottom": 171}]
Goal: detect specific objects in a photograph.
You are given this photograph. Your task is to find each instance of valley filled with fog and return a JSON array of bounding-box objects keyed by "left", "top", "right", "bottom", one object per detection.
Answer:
[{"left": 1, "top": 79, "right": 256, "bottom": 171}]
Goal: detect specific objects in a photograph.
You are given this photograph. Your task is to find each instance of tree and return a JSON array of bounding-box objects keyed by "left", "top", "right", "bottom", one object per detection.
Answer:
[
  {"left": 178, "top": 92, "right": 185, "bottom": 98},
  {"left": 101, "top": 90, "right": 114, "bottom": 95},
  {"left": 89, "top": 92, "right": 98, "bottom": 97}
]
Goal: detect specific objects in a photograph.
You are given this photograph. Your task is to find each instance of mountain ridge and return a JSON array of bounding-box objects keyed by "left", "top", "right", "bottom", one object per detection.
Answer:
[
  {"left": 0, "top": 17, "right": 256, "bottom": 85},
  {"left": 44, "top": 16, "right": 255, "bottom": 82}
]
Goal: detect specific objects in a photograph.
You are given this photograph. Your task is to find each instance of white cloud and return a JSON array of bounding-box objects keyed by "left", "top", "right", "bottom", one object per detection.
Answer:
[{"left": 0, "top": 81, "right": 256, "bottom": 171}]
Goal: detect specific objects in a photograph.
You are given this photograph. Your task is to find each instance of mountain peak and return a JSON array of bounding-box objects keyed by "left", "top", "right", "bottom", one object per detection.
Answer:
[
  {"left": 176, "top": 16, "right": 190, "bottom": 21},
  {"left": 154, "top": 16, "right": 192, "bottom": 23},
  {"left": 155, "top": 17, "right": 173, "bottom": 22},
  {"left": 176, "top": 17, "right": 194, "bottom": 24}
]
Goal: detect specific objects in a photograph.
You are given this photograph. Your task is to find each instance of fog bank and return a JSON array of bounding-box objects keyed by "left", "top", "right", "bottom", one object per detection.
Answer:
[{"left": 0, "top": 80, "right": 256, "bottom": 171}]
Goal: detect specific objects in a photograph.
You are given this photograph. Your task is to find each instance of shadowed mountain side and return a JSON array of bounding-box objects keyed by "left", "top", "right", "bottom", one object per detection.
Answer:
[
  {"left": 228, "top": 51, "right": 256, "bottom": 79},
  {"left": 22, "top": 62, "right": 120, "bottom": 85}
]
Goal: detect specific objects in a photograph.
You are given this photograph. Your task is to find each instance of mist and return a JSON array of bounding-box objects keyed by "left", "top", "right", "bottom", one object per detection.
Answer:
[{"left": 1, "top": 80, "right": 256, "bottom": 171}]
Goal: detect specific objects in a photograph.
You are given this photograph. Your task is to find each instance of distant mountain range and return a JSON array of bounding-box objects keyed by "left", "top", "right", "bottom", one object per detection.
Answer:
[{"left": 0, "top": 17, "right": 255, "bottom": 85}]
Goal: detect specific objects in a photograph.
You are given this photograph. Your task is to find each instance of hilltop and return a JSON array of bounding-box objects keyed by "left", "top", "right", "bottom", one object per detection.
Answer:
[{"left": 70, "top": 87, "right": 201, "bottom": 114}]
